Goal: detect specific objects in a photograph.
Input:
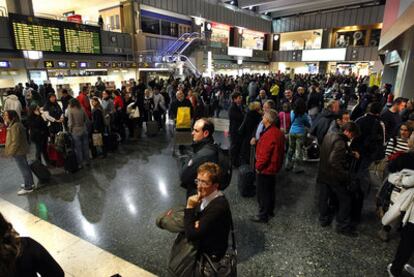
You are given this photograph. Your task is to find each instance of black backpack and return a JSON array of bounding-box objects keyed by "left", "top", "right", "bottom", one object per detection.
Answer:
[{"left": 217, "top": 147, "right": 232, "bottom": 190}]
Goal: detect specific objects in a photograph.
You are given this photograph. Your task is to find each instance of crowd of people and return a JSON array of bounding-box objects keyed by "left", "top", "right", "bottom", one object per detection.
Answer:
[{"left": 1, "top": 72, "right": 414, "bottom": 276}]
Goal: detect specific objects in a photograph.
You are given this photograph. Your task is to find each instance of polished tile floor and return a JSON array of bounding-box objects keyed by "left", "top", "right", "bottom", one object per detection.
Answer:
[{"left": 0, "top": 119, "right": 411, "bottom": 277}]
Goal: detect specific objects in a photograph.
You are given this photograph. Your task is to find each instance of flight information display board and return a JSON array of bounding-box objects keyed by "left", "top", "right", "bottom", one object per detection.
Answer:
[
  {"left": 9, "top": 13, "right": 101, "bottom": 54},
  {"left": 12, "top": 21, "right": 62, "bottom": 52},
  {"left": 64, "top": 29, "right": 101, "bottom": 54}
]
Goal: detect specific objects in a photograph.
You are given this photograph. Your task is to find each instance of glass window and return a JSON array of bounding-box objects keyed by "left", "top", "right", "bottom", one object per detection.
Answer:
[
  {"left": 141, "top": 16, "right": 160, "bottom": 35},
  {"left": 161, "top": 21, "right": 178, "bottom": 37}
]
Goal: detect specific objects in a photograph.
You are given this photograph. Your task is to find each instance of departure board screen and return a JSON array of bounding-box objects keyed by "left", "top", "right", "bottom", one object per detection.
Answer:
[
  {"left": 64, "top": 29, "right": 100, "bottom": 54},
  {"left": 12, "top": 22, "right": 62, "bottom": 52}
]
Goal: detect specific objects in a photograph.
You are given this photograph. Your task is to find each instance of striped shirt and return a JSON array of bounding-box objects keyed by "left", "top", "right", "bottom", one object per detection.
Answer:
[{"left": 385, "top": 137, "right": 409, "bottom": 158}]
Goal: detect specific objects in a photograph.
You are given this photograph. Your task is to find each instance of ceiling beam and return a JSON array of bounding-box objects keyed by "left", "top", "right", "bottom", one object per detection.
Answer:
[
  {"left": 238, "top": 0, "right": 278, "bottom": 8},
  {"left": 262, "top": 0, "right": 373, "bottom": 15}
]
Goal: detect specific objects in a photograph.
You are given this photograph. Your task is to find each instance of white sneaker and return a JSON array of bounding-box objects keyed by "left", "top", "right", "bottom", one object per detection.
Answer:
[
  {"left": 387, "top": 264, "right": 395, "bottom": 277},
  {"left": 17, "top": 188, "right": 33, "bottom": 195},
  {"left": 405, "top": 264, "right": 414, "bottom": 275}
]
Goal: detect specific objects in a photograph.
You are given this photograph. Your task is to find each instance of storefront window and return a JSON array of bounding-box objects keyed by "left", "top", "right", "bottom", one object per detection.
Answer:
[
  {"left": 242, "top": 29, "right": 265, "bottom": 50},
  {"left": 210, "top": 23, "right": 230, "bottom": 48},
  {"left": 161, "top": 21, "right": 178, "bottom": 37},
  {"left": 334, "top": 30, "right": 366, "bottom": 47},
  {"left": 141, "top": 16, "right": 160, "bottom": 35},
  {"left": 279, "top": 29, "right": 322, "bottom": 50},
  {"left": 370, "top": 29, "right": 381, "bottom": 47}
]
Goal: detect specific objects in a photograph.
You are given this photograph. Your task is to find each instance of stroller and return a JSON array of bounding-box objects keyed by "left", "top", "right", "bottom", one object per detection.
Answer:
[{"left": 303, "top": 134, "right": 320, "bottom": 162}]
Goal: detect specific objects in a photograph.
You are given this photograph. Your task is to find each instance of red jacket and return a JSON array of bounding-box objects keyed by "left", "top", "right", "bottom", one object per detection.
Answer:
[
  {"left": 255, "top": 124, "right": 285, "bottom": 175},
  {"left": 114, "top": 95, "right": 124, "bottom": 110},
  {"left": 77, "top": 93, "right": 92, "bottom": 119}
]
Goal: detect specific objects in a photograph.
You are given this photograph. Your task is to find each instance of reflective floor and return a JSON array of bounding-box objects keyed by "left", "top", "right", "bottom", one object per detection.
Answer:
[{"left": 0, "top": 119, "right": 410, "bottom": 277}]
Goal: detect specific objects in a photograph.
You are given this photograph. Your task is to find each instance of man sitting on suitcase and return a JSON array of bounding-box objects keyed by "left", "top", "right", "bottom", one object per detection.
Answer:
[{"left": 180, "top": 118, "right": 218, "bottom": 199}]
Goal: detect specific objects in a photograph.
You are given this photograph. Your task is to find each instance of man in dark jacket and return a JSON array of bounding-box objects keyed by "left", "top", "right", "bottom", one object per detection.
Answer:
[
  {"left": 180, "top": 118, "right": 218, "bottom": 198},
  {"left": 380, "top": 97, "right": 407, "bottom": 142},
  {"left": 228, "top": 92, "right": 244, "bottom": 167},
  {"left": 318, "top": 122, "right": 360, "bottom": 237},
  {"left": 351, "top": 102, "right": 385, "bottom": 223},
  {"left": 310, "top": 100, "right": 340, "bottom": 144},
  {"left": 185, "top": 162, "right": 232, "bottom": 260},
  {"left": 251, "top": 109, "right": 285, "bottom": 223}
]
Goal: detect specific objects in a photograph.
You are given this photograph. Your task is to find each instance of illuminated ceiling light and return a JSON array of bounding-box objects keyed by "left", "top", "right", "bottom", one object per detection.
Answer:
[
  {"left": 206, "top": 23, "right": 212, "bottom": 31},
  {"left": 230, "top": 1, "right": 235, "bottom": 4},
  {"left": 273, "top": 34, "right": 280, "bottom": 41},
  {"left": 249, "top": 6, "right": 253, "bottom": 10}
]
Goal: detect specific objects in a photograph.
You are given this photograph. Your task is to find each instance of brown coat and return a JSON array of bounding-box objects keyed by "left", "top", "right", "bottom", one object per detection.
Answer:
[
  {"left": 5, "top": 121, "right": 29, "bottom": 156},
  {"left": 317, "top": 132, "right": 351, "bottom": 186}
]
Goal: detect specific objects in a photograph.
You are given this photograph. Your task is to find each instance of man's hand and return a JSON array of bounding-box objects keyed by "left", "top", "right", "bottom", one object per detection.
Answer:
[
  {"left": 186, "top": 193, "right": 201, "bottom": 209},
  {"left": 352, "top": 151, "right": 360, "bottom": 160},
  {"left": 250, "top": 138, "right": 256, "bottom": 145}
]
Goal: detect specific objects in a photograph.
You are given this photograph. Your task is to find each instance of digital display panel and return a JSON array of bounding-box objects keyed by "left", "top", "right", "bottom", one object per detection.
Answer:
[
  {"left": 44, "top": 61, "right": 54, "bottom": 68},
  {"left": 9, "top": 13, "right": 101, "bottom": 55},
  {"left": 0, "top": 61, "right": 10, "bottom": 68},
  {"left": 57, "top": 61, "right": 67, "bottom": 68},
  {"left": 302, "top": 48, "right": 347, "bottom": 62},
  {"left": 12, "top": 21, "right": 62, "bottom": 52},
  {"left": 64, "top": 29, "right": 100, "bottom": 54},
  {"left": 79, "top": 62, "right": 88, "bottom": 68}
]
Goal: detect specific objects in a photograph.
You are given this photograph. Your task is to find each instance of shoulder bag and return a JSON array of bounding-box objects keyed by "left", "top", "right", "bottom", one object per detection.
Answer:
[{"left": 196, "top": 216, "right": 237, "bottom": 277}]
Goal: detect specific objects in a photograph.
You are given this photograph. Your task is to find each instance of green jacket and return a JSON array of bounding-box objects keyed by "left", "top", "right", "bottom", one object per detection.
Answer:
[{"left": 5, "top": 121, "right": 29, "bottom": 156}]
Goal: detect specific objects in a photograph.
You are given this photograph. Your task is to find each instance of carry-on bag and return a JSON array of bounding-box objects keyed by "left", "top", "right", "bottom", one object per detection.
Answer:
[
  {"left": 237, "top": 164, "right": 256, "bottom": 197},
  {"left": 64, "top": 150, "right": 78, "bottom": 173},
  {"left": 146, "top": 120, "right": 159, "bottom": 136},
  {"left": 30, "top": 160, "right": 51, "bottom": 182}
]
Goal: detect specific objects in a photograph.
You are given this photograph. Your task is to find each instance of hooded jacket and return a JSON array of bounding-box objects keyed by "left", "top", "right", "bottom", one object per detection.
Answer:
[
  {"left": 4, "top": 95, "right": 22, "bottom": 119},
  {"left": 310, "top": 109, "right": 338, "bottom": 144}
]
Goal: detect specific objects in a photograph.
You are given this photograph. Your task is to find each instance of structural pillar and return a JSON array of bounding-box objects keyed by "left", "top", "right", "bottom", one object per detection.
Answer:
[{"left": 6, "top": 0, "right": 33, "bottom": 15}]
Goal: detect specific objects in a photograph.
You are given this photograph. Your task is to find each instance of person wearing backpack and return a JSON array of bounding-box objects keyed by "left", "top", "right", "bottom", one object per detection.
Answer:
[{"left": 180, "top": 118, "right": 219, "bottom": 198}]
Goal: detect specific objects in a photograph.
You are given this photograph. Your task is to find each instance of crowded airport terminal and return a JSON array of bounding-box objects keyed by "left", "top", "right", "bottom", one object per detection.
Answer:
[{"left": 1, "top": 0, "right": 414, "bottom": 276}]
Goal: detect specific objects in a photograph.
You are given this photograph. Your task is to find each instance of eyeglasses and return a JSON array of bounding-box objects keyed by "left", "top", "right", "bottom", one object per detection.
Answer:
[{"left": 194, "top": 178, "right": 211, "bottom": 186}]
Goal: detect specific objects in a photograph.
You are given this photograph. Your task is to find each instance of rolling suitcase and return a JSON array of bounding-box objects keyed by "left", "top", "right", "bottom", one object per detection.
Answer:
[
  {"left": 146, "top": 121, "right": 159, "bottom": 136},
  {"left": 103, "top": 132, "right": 120, "bottom": 151},
  {"left": 30, "top": 160, "right": 51, "bottom": 182},
  {"left": 64, "top": 150, "right": 78, "bottom": 173},
  {"left": 238, "top": 164, "right": 256, "bottom": 197}
]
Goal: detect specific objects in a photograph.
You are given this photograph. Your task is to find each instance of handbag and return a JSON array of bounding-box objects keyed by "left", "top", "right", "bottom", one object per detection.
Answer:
[
  {"left": 127, "top": 102, "right": 140, "bottom": 119},
  {"left": 155, "top": 206, "right": 185, "bottom": 233},
  {"left": 92, "top": 133, "right": 103, "bottom": 146},
  {"left": 196, "top": 217, "right": 237, "bottom": 277},
  {"left": 168, "top": 232, "right": 198, "bottom": 277}
]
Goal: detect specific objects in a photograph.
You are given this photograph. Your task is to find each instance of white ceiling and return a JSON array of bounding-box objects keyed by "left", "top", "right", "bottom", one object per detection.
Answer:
[{"left": 32, "top": 0, "right": 120, "bottom": 21}]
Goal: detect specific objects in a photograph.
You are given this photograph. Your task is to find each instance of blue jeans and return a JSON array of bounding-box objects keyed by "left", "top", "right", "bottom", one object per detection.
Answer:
[
  {"left": 72, "top": 132, "right": 90, "bottom": 166},
  {"left": 14, "top": 155, "right": 34, "bottom": 189}
]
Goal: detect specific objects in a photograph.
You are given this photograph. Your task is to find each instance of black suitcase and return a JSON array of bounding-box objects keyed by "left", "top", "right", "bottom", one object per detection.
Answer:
[
  {"left": 146, "top": 121, "right": 159, "bottom": 136},
  {"left": 238, "top": 164, "right": 256, "bottom": 197},
  {"left": 30, "top": 160, "right": 51, "bottom": 182},
  {"left": 64, "top": 151, "right": 78, "bottom": 173},
  {"left": 103, "top": 132, "right": 120, "bottom": 151}
]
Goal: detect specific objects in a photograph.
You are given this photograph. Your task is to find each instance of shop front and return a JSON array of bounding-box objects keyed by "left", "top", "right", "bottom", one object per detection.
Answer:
[
  {"left": 271, "top": 62, "right": 319, "bottom": 74},
  {"left": 210, "top": 22, "right": 230, "bottom": 48},
  {"left": 241, "top": 29, "right": 265, "bottom": 51},
  {"left": 279, "top": 29, "right": 323, "bottom": 51}
]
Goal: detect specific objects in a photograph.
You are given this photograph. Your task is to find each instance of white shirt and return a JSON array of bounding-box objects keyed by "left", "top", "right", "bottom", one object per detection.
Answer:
[{"left": 200, "top": 190, "right": 223, "bottom": 211}]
